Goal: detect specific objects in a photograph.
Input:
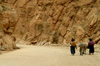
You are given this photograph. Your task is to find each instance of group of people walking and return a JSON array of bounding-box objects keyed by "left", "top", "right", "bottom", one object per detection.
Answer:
[{"left": 70, "top": 38, "right": 95, "bottom": 56}]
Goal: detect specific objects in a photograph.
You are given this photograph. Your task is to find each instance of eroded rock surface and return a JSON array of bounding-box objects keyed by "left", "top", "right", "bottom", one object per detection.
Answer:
[{"left": 0, "top": 0, "right": 100, "bottom": 47}]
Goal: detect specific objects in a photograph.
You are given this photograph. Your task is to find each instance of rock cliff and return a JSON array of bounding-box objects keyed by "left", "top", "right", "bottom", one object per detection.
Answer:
[{"left": 0, "top": 0, "right": 100, "bottom": 49}]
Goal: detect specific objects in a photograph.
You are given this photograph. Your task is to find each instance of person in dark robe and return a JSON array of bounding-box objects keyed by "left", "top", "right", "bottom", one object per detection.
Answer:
[
  {"left": 88, "top": 38, "right": 95, "bottom": 55},
  {"left": 70, "top": 38, "right": 77, "bottom": 55}
]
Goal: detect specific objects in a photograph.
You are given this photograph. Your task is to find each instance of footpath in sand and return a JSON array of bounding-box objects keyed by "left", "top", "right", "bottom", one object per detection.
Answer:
[{"left": 0, "top": 44, "right": 100, "bottom": 66}]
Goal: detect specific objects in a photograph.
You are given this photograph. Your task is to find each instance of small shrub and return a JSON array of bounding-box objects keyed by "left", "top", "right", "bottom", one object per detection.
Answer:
[
  {"left": 75, "top": 0, "right": 79, "bottom": 1},
  {"left": 67, "top": 29, "right": 70, "bottom": 32},
  {"left": 92, "top": 0, "right": 97, "bottom": 3},
  {"left": 52, "top": 7, "right": 55, "bottom": 11},
  {"left": 37, "top": 23, "right": 43, "bottom": 31},
  {"left": 0, "top": 27, "right": 3, "bottom": 32},
  {"left": 20, "top": 31, "right": 24, "bottom": 35},
  {"left": 46, "top": 23, "right": 50, "bottom": 29},
  {"left": 0, "top": 0, "right": 2, "bottom": 3},
  {"left": 58, "top": 31, "right": 61, "bottom": 35},
  {"left": 80, "top": 6, "right": 83, "bottom": 9},
  {"left": 62, "top": 21, "right": 65, "bottom": 25},
  {"left": 28, "top": 20, "right": 31, "bottom": 23},
  {"left": 53, "top": 32, "right": 58, "bottom": 43},
  {"left": 1, "top": 5, "right": 7, "bottom": 11},
  {"left": 42, "top": 5, "right": 46, "bottom": 11},
  {"left": 49, "top": 31, "right": 52, "bottom": 35}
]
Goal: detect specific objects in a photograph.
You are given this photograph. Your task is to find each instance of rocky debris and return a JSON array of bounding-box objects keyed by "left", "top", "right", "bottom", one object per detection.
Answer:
[{"left": 94, "top": 44, "right": 100, "bottom": 52}]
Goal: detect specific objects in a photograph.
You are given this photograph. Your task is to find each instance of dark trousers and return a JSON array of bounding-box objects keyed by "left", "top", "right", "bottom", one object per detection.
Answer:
[
  {"left": 70, "top": 46, "right": 75, "bottom": 54},
  {"left": 89, "top": 46, "right": 94, "bottom": 53}
]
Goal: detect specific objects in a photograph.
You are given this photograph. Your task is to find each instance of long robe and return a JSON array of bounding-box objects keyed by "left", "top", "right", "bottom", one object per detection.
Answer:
[
  {"left": 70, "top": 46, "right": 76, "bottom": 54},
  {"left": 88, "top": 41, "right": 94, "bottom": 53}
]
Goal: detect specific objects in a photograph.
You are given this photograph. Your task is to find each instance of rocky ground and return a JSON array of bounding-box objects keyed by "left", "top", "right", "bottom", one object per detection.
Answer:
[{"left": 0, "top": 44, "right": 100, "bottom": 66}]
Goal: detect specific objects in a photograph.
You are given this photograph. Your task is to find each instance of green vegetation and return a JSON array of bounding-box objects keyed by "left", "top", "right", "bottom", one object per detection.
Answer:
[
  {"left": 20, "top": 30, "right": 24, "bottom": 35},
  {"left": 37, "top": 23, "right": 43, "bottom": 31},
  {"left": 52, "top": 7, "right": 55, "bottom": 11},
  {"left": 42, "top": 5, "right": 46, "bottom": 11},
  {"left": 53, "top": 31, "right": 61, "bottom": 43},
  {"left": 62, "top": 21, "right": 65, "bottom": 25},
  {"left": 58, "top": 30, "right": 61, "bottom": 35},
  {"left": 1, "top": 5, "right": 7, "bottom": 11},
  {"left": 46, "top": 23, "right": 50, "bottom": 29},
  {"left": 75, "top": 0, "right": 79, "bottom": 2},
  {"left": 49, "top": 31, "right": 52, "bottom": 35},
  {"left": 80, "top": 6, "right": 83, "bottom": 9},
  {"left": 92, "top": 0, "right": 97, "bottom": 3},
  {"left": 0, "top": 0, "right": 2, "bottom": 3},
  {"left": 67, "top": 29, "right": 70, "bottom": 32},
  {"left": 28, "top": 19, "right": 31, "bottom": 23},
  {"left": 53, "top": 32, "right": 58, "bottom": 43},
  {"left": 0, "top": 27, "right": 3, "bottom": 32}
]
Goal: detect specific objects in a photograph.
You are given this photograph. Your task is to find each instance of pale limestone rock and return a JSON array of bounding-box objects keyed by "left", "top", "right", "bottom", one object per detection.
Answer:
[
  {"left": 40, "top": 40, "right": 47, "bottom": 45},
  {"left": 7, "top": 0, "right": 16, "bottom": 4},
  {"left": 39, "top": 33, "right": 49, "bottom": 41},
  {"left": 86, "top": 8, "right": 97, "bottom": 21},
  {"left": 14, "top": 0, "right": 30, "bottom": 7},
  {"left": 1, "top": 19, "right": 9, "bottom": 30},
  {"left": 49, "top": 35, "right": 54, "bottom": 43},
  {"left": 79, "top": 0, "right": 93, "bottom": 4},
  {"left": 54, "top": 22, "right": 60, "bottom": 30},
  {"left": 3, "top": 34, "right": 13, "bottom": 51},
  {"left": 65, "top": 32, "right": 73, "bottom": 43},
  {"left": 0, "top": 5, "right": 3, "bottom": 11},
  {"left": 76, "top": 26, "right": 85, "bottom": 40},
  {"left": 96, "top": 31, "right": 100, "bottom": 37},
  {"left": 58, "top": 36, "right": 63, "bottom": 44},
  {"left": 90, "top": 15, "right": 98, "bottom": 28},
  {"left": 63, "top": 39, "right": 67, "bottom": 44},
  {"left": 42, "top": 0, "right": 52, "bottom": 5},
  {"left": 64, "top": 17, "right": 70, "bottom": 27},
  {"left": 44, "top": 42, "right": 51, "bottom": 46},
  {"left": 98, "top": 41, "right": 100, "bottom": 45},
  {"left": 55, "top": 0, "right": 69, "bottom": 5},
  {"left": 94, "top": 36, "right": 100, "bottom": 44},
  {"left": 59, "top": 24, "right": 67, "bottom": 36}
]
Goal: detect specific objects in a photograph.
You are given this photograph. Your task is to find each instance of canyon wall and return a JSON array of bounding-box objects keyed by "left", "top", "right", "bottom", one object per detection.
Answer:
[{"left": 0, "top": 0, "right": 100, "bottom": 48}]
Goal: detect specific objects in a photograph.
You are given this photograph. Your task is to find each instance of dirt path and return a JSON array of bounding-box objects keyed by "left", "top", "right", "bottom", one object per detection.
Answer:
[{"left": 0, "top": 44, "right": 100, "bottom": 66}]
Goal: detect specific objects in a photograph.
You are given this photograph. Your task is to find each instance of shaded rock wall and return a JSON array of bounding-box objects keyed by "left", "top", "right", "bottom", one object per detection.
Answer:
[
  {"left": 0, "top": 1, "right": 18, "bottom": 51},
  {"left": 0, "top": 0, "right": 100, "bottom": 45}
]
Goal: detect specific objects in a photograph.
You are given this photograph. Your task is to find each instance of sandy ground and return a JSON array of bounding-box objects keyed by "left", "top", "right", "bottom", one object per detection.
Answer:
[{"left": 0, "top": 44, "right": 100, "bottom": 66}]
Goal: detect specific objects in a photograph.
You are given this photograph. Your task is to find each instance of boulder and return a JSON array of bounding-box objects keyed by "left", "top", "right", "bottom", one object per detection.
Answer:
[
  {"left": 76, "top": 26, "right": 85, "bottom": 40},
  {"left": 2, "top": 34, "right": 13, "bottom": 51}
]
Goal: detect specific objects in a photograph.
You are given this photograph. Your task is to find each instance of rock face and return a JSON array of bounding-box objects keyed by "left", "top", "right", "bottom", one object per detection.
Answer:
[
  {"left": 0, "top": 0, "right": 100, "bottom": 47},
  {"left": 0, "top": 1, "right": 18, "bottom": 51}
]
